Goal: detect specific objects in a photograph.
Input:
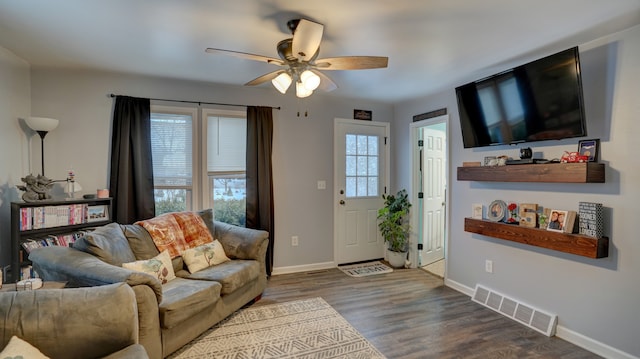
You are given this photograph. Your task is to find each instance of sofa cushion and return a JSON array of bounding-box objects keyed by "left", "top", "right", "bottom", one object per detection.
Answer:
[
  {"left": 121, "top": 224, "right": 160, "bottom": 260},
  {"left": 0, "top": 336, "right": 50, "bottom": 359},
  {"left": 171, "top": 211, "right": 214, "bottom": 247},
  {"left": 73, "top": 222, "right": 136, "bottom": 266},
  {"left": 122, "top": 250, "right": 176, "bottom": 284},
  {"left": 196, "top": 208, "right": 216, "bottom": 238},
  {"left": 135, "top": 214, "right": 187, "bottom": 259},
  {"left": 180, "top": 260, "right": 260, "bottom": 295},
  {"left": 181, "top": 240, "right": 230, "bottom": 273},
  {"left": 158, "top": 278, "right": 221, "bottom": 329}
]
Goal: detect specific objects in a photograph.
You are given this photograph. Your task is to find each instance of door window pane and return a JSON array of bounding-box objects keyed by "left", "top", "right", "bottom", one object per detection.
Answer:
[{"left": 345, "top": 134, "right": 379, "bottom": 198}]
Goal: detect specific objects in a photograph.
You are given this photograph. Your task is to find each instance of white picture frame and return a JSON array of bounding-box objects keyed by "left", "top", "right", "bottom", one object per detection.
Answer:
[{"left": 87, "top": 205, "right": 109, "bottom": 223}]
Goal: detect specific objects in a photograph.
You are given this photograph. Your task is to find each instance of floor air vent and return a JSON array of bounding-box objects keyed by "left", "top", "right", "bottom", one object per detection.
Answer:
[{"left": 472, "top": 285, "right": 557, "bottom": 336}]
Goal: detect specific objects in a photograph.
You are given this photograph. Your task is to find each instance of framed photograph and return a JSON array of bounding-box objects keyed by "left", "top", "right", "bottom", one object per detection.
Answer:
[
  {"left": 518, "top": 203, "right": 538, "bottom": 228},
  {"left": 87, "top": 205, "right": 109, "bottom": 223},
  {"left": 472, "top": 203, "right": 483, "bottom": 219},
  {"left": 487, "top": 200, "right": 506, "bottom": 222},
  {"left": 577, "top": 139, "right": 599, "bottom": 162},
  {"left": 547, "top": 210, "right": 577, "bottom": 233}
]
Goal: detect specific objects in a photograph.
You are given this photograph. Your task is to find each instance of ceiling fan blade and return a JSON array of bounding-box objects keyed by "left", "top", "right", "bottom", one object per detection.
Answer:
[
  {"left": 205, "top": 48, "right": 285, "bottom": 66},
  {"left": 244, "top": 70, "right": 285, "bottom": 86},
  {"left": 313, "top": 70, "right": 338, "bottom": 92},
  {"left": 292, "top": 19, "right": 324, "bottom": 62},
  {"left": 314, "top": 56, "right": 388, "bottom": 70}
]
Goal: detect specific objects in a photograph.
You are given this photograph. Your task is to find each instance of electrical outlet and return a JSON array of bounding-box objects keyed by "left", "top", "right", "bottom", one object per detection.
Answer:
[
  {"left": 291, "top": 236, "right": 299, "bottom": 246},
  {"left": 485, "top": 260, "right": 493, "bottom": 273}
]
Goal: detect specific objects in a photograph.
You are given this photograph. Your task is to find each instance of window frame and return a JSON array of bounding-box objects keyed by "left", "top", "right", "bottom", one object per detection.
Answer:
[{"left": 150, "top": 105, "right": 246, "bottom": 213}]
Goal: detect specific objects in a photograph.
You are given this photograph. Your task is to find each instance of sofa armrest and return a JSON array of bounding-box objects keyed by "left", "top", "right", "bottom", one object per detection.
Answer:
[
  {"left": 214, "top": 221, "right": 269, "bottom": 261},
  {"left": 29, "top": 246, "right": 163, "bottom": 303},
  {"left": 0, "top": 283, "right": 143, "bottom": 359}
]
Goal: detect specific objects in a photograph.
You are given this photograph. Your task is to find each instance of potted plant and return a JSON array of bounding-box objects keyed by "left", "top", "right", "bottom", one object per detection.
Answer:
[{"left": 377, "top": 189, "right": 411, "bottom": 268}]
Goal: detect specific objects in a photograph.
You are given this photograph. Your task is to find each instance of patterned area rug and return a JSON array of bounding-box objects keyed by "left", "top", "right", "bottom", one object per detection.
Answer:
[
  {"left": 168, "top": 297, "right": 386, "bottom": 359},
  {"left": 338, "top": 261, "right": 393, "bottom": 277}
]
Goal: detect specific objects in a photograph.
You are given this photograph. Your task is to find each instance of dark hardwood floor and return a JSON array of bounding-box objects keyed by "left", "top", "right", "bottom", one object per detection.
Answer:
[{"left": 256, "top": 267, "right": 600, "bottom": 359}]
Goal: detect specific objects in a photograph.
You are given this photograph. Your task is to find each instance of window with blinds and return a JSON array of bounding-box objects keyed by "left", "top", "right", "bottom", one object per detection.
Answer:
[{"left": 150, "top": 107, "right": 247, "bottom": 226}]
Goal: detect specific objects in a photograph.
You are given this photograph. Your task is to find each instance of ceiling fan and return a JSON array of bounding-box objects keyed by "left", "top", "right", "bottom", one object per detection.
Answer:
[{"left": 205, "top": 18, "right": 388, "bottom": 98}]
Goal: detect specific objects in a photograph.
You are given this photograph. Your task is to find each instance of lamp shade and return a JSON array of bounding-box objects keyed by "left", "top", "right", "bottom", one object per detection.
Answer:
[
  {"left": 64, "top": 181, "right": 83, "bottom": 194},
  {"left": 296, "top": 82, "right": 313, "bottom": 98},
  {"left": 26, "top": 117, "right": 59, "bottom": 132},
  {"left": 272, "top": 73, "right": 292, "bottom": 94},
  {"left": 300, "top": 70, "right": 321, "bottom": 91}
]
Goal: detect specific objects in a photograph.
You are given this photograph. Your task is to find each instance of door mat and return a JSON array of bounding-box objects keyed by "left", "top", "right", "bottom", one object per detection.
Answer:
[{"left": 338, "top": 260, "right": 393, "bottom": 277}]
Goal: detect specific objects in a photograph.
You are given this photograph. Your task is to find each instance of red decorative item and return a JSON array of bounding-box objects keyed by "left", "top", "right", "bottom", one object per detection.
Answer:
[
  {"left": 560, "top": 151, "right": 589, "bottom": 163},
  {"left": 507, "top": 203, "right": 518, "bottom": 223}
]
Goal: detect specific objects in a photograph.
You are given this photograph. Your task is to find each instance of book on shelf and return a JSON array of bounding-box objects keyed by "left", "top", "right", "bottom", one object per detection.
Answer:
[
  {"left": 20, "top": 229, "right": 92, "bottom": 254},
  {"left": 18, "top": 203, "right": 99, "bottom": 231}
]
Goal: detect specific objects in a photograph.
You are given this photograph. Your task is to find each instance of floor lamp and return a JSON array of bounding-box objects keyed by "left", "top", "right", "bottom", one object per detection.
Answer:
[{"left": 25, "top": 117, "right": 59, "bottom": 177}]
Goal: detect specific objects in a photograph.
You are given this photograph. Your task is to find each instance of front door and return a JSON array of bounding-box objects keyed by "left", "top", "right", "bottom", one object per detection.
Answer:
[{"left": 334, "top": 118, "right": 389, "bottom": 264}]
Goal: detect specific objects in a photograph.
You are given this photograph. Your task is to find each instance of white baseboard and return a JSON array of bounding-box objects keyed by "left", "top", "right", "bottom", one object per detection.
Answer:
[
  {"left": 271, "top": 261, "right": 336, "bottom": 276},
  {"left": 444, "top": 277, "right": 474, "bottom": 296},
  {"left": 443, "top": 279, "right": 638, "bottom": 359},
  {"left": 555, "top": 326, "right": 638, "bottom": 359}
]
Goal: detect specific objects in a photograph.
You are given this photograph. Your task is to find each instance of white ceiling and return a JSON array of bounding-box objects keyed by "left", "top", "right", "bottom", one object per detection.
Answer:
[{"left": 1, "top": 0, "right": 639, "bottom": 103}]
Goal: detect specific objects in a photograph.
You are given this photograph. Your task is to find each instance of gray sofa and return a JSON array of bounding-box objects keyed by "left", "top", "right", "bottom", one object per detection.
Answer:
[
  {"left": 29, "top": 209, "right": 269, "bottom": 359},
  {"left": 0, "top": 282, "right": 148, "bottom": 359}
]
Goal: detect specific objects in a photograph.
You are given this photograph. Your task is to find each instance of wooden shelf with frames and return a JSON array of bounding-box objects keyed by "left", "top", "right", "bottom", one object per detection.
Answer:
[{"left": 464, "top": 218, "right": 608, "bottom": 259}]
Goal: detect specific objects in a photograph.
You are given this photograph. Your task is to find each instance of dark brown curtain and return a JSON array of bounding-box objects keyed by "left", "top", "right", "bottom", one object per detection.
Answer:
[
  {"left": 246, "top": 106, "right": 274, "bottom": 276},
  {"left": 109, "top": 96, "right": 155, "bottom": 224}
]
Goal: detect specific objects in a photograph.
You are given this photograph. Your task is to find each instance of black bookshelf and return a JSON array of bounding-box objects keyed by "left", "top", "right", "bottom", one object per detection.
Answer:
[{"left": 9, "top": 198, "right": 112, "bottom": 282}]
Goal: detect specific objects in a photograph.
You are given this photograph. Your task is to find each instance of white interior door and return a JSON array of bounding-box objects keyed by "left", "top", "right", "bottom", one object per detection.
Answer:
[
  {"left": 334, "top": 118, "right": 389, "bottom": 264},
  {"left": 420, "top": 125, "right": 447, "bottom": 265}
]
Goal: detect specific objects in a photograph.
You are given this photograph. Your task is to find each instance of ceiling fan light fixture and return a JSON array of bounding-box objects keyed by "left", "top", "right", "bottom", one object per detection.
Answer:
[
  {"left": 271, "top": 72, "right": 292, "bottom": 94},
  {"left": 300, "top": 70, "right": 321, "bottom": 91},
  {"left": 296, "top": 81, "right": 313, "bottom": 98}
]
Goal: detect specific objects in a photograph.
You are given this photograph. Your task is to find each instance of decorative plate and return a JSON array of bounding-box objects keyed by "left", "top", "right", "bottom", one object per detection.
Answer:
[{"left": 487, "top": 200, "right": 507, "bottom": 222}]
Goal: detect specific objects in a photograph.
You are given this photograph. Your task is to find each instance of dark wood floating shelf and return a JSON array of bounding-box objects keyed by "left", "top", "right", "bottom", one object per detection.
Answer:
[
  {"left": 464, "top": 218, "right": 608, "bottom": 258},
  {"left": 457, "top": 162, "right": 605, "bottom": 183}
]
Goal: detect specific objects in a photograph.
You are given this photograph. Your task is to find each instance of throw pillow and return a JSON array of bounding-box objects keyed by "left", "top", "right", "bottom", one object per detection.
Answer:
[
  {"left": 0, "top": 336, "right": 50, "bottom": 359},
  {"left": 135, "top": 214, "right": 187, "bottom": 258},
  {"left": 181, "top": 240, "right": 230, "bottom": 273},
  {"left": 122, "top": 250, "right": 176, "bottom": 284},
  {"left": 72, "top": 222, "right": 136, "bottom": 265},
  {"left": 171, "top": 211, "right": 214, "bottom": 248}
]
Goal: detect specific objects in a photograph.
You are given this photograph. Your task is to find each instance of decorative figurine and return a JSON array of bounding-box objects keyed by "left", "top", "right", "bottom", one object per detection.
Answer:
[{"left": 17, "top": 174, "right": 54, "bottom": 202}]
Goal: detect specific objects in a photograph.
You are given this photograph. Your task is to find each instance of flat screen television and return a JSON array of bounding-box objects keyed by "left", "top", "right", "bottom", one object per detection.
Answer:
[{"left": 456, "top": 47, "right": 586, "bottom": 148}]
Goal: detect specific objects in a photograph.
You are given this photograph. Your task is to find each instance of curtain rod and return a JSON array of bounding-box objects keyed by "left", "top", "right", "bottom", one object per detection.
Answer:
[{"left": 108, "top": 93, "right": 280, "bottom": 110}]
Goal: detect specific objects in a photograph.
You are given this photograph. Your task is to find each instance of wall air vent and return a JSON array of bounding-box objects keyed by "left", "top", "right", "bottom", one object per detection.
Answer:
[{"left": 472, "top": 285, "right": 557, "bottom": 337}]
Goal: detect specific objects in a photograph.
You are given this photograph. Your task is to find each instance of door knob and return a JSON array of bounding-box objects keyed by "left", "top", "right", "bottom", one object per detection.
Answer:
[{"left": 339, "top": 200, "right": 345, "bottom": 205}]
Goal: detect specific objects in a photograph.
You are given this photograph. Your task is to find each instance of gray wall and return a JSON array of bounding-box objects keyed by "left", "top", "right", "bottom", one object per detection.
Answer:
[
  {"left": 0, "top": 47, "right": 31, "bottom": 267},
  {"left": 393, "top": 25, "right": 640, "bottom": 357},
  {"left": 4, "top": 66, "right": 392, "bottom": 274}
]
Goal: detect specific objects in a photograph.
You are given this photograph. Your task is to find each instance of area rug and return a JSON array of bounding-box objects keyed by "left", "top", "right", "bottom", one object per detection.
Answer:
[
  {"left": 338, "top": 261, "right": 393, "bottom": 277},
  {"left": 168, "top": 297, "right": 386, "bottom": 359}
]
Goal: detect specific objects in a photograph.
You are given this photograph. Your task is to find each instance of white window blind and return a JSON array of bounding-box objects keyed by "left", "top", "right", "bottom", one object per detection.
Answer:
[
  {"left": 150, "top": 113, "right": 193, "bottom": 186},
  {"left": 207, "top": 115, "right": 246, "bottom": 172}
]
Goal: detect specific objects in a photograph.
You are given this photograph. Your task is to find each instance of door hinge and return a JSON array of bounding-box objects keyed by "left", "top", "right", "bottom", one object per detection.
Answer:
[
  {"left": 384, "top": 136, "right": 388, "bottom": 145},
  {"left": 418, "top": 140, "right": 424, "bottom": 147},
  {"left": 384, "top": 186, "right": 387, "bottom": 194},
  {"left": 417, "top": 243, "right": 424, "bottom": 250},
  {"left": 418, "top": 192, "right": 424, "bottom": 198}
]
